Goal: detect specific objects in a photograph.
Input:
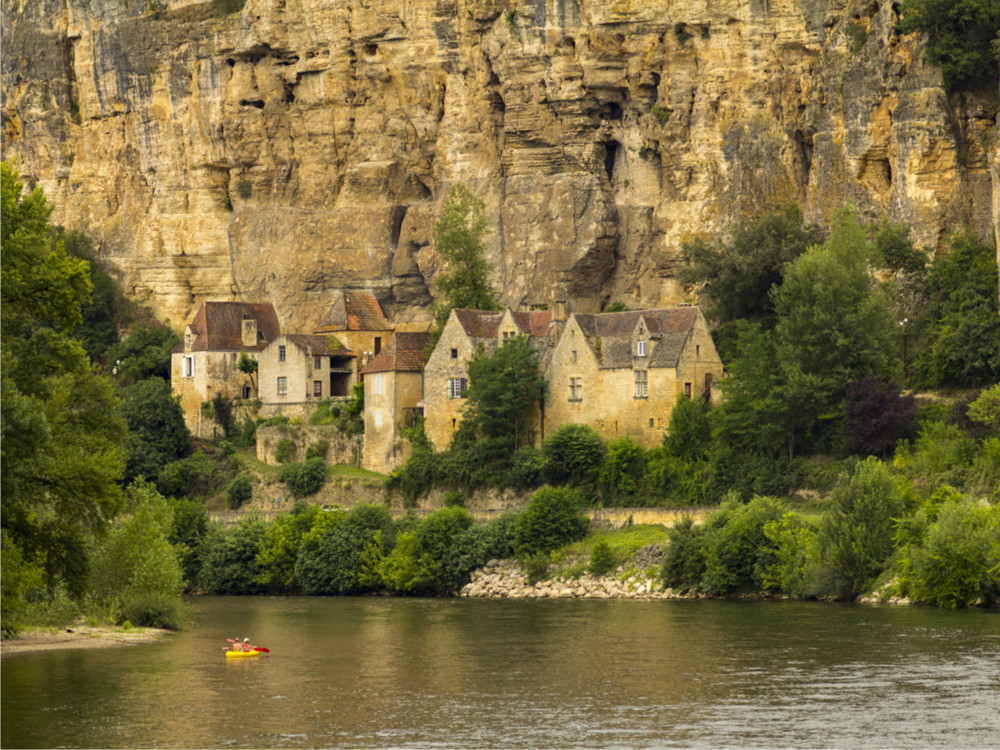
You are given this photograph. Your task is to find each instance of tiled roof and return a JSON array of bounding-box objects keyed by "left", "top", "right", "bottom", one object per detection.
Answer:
[
  {"left": 175, "top": 302, "right": 281, "bottom": 353},
  {"left": 362, "top": 332, "right": 430, "bottom": 374},
  {"left": 284, "top": 334, "right": 355, "bottom": 358},
  {"left": 315, "top": 291, "right": 391, "bottom": 332},
  {"left": 512, "top": 309, "right": 554, "bottom": 339},
  {"left": 453, "top": 309, "right": 504, "bottom": 339},
  {"left": 574, "top": 307, "right": 698, "bottom": 369}
]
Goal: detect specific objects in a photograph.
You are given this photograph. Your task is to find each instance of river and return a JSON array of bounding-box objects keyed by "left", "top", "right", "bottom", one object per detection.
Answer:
[{"left": 2, "top": 597, "right": 998, "bottom": 748}]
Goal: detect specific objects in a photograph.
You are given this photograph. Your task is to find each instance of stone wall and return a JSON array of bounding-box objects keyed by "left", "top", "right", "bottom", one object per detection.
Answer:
[{"left": 256, "top": 424, "right": 362, "bottom": 467}]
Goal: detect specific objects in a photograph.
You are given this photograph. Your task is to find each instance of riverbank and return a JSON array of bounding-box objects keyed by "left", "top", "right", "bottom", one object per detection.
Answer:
[{"left": 1, "top": 625, "right": 172, "bottom": 658}]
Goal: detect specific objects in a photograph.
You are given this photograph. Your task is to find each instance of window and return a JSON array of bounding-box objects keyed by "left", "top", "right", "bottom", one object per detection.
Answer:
[
  {"left": 373, "top": 373, "right": 383, "bottom": 396},
  {"left": 696, "top": 345, "right": 700, "bottom": 356},
  {"left": 279, "top": 345, "right": 286, "bottom": 362},
  {"left": 569, "top": 377, "right": 582, "bottom": 401},
  {"left": 450, "top": 348, "right": 458, "bottom": 359},
  {"left": 375, "top": 410, "right": 383, "bottom": 428},
  {"left": 374, "top": 337, "right": 382, "bottom": 355},
  {"left": 502, "top": 331, "right": 515, "bottom": 341},
  {"left": 637, "top": 340, "right": 647, "bottom": 357},
  {"left": 242, "top": 385, "right": 251, "bottom": 399},
  {"left": 182, "top": 356, "right": 194, "bottom": 378},
  {"left": 572, "top": 350, "right": 577, "bottom": 363},
  {"left": 448, "top": 378, "right": 467, "bottom": 398},
  {"left": 277, "top": 377, "right": 287, "bottom": 396},
  {"left": 634, "top": 369, "right": 647, "bottom": 398},
  {"left": 314, "top": 356, "right": 322, "bottom": 369},
  {"left": 649, "top": 418, "right": 655, "bottom": 428},
  {"left": 313, "top": 380, "right": 322, "bottom": 397},
  {"left": 684, "top": 382, "right": 692, "bottom": 398}
]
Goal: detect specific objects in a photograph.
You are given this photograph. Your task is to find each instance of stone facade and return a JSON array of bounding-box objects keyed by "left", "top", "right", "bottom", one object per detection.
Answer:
[
  {"left": 545, "top": 306, "right": 722, "bottom": 449},
  {"left": 258, "top": 333, "right": 355, "bottom": 409},
  {"left": 360, "top": 331, "right": 430, "bottom": 474},
  {"left": 170, "top": 302, "right": 280, "bottom": 436},
  {"left": 313, "top": 291, "right": 396, "bottom": 384},
  {"left": 423, "top": 308, "right": 555, "bottom": 450}
]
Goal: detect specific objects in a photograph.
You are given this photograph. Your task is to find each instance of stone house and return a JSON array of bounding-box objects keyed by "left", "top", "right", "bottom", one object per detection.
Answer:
[
  {"left": 359, "top": 331, "right": 431, "bottom": 474},
  {"left": 257, "top": 333, "right": 356, "bottom": 419},
  {"left": 313, "top": 291, "right": 394, "bottom": 381},
  {"left": 171, "top": 301, "right": 280, "bottom": 435},
  {"left": 423, "top": 308, "right": 556, "bottom": 450},
  {"left": 545, "top": 305, "right": 724, "bottom": 448}
]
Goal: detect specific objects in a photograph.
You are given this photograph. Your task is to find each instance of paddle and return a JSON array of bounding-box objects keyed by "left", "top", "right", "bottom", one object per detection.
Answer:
[{"left": 253, "top": 647, "right": 270, "bottom": 653}]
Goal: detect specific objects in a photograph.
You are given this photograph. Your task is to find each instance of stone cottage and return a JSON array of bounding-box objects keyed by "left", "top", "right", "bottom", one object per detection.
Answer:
[
  {"left": 360, "top": 331, "right": 431, "bottom": 474},
  {"left": 171, "top": 301, "right": 280, "bottom": 435},
  {"left": 545, "top": 306, "right": 724, "bottom": 448},
  {"left": 313, "top": 291, "right": 394, "bottom": 381},
  {"left": 257, "top": 333, "right": 355, "bottom": 419},
  {"left": 423, "top": 308, "right": 556, "bottom": 450}
]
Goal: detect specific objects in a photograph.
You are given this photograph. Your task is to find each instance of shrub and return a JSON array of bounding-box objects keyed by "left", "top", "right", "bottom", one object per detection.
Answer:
[
  {"left": 227, "top": 474, "right": 253, "bottom": 509},
  {"left": 699, "top": 496, "right": 787, "bottom": 595},
  {"left": 119, "top": 593, "right": 187, "bottom": 630},
  {"left": 588, "top": 539, "right": 617, "bottom": 576},
  {"left": 598, "top": 437, "right": 648, "bottom": 506},
  {"left": 661, "top": 517, "right": 707, "bottom": 590},
  {"left": 201, "top": 520, "right": 268, "bottom": 595},
  {"left": 443, "top": 490, "right": 465, "bottom": 507},
  {"left": 157, "top": 451, "right": 239, "bottom": 501},
  {"left": 505, "top": 445, "right": 544, "bottom": 490},
  {"left": 278, "top": 458, "right": 327, "bottom": 498},
  {"left": 844, "top": 376, "right": 916, "bottom": 457},
  {"left": 295, "top": 504, "right": 393, "bottom": 594},
  {"left": 306, "top": 440, "right": 329, "bottom": 461},
  {"left": 523, "top": 551, "right": 550, "bottom": 584},
  {"left": 513, "top": 486, "right": 590, "bottom": 556},
  {"left": 542, "top": 424, "right": 606, "bottom": 487},
  {"left": 815, "top": 457, "right": 903, "bottom": 600},
  {"left": 274, "top": 438, "right": 297, "bottom": 464}
]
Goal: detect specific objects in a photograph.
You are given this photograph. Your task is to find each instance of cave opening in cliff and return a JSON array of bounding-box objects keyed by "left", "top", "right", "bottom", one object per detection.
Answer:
[{"left": 604, "top": 140, "right": 621, "bottom": 182}]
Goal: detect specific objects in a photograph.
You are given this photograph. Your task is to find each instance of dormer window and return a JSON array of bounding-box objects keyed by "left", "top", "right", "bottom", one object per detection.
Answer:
[{"left": 637, "top": 340, "right": 647, "bottom": 357}]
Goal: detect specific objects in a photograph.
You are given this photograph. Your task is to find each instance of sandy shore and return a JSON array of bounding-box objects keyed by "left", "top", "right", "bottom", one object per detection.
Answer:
[{"left": 1, "top": 625, "right": 172, "bottom": 658}]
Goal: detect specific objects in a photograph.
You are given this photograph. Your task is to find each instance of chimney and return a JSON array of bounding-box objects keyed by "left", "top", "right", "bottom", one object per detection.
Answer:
[
  {"left": 551, "top": 300, "right": 568, "bottom": 322},
  {"left": 241, "top": 318, "right": 258, "bottom": 348}
]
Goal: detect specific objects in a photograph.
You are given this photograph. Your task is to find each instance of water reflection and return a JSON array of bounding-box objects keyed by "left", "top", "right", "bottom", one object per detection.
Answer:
[{"left": 3, "top": 598, "right": 998, "bottom": 748}]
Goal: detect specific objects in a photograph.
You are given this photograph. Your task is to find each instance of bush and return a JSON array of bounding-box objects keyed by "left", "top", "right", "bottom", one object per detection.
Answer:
[
  {"left": 661, "top": 517, "right": 707, "bottom": 590},
  {"left": 119, "top": 593, "right": 187, "bottom": 630},
  {"left": 523, "top": 551, "right": 550, "bottom": 585},
  {"left": 513, "top": 487, "right": 590, "bottom": 556},
  {"left": 588, "top": 539, "right": 617, "bottom": 576},
  {"left": 699, "top": 496, "right": 787, "bottom": 595},
  {"left": 274, "top": 438, "right": 297, "bottom": 464},
  {"left": 278, "top": 458, "right": 327, "bottom": 497},
  {"left": 306, "top": 440, "right": 329, "bottom": 461},
  {"left": 227, "top": 474, "right": 253, "bottom": 509},
  {"left": 598, "top": 437, "right": 648, "bottom": 506},
  {"left": 157, "top": 451, "right": 239, "bottom": 501},
  {"left": 443, "top": 490, "right": 465, "bottom": 507},
  {"left": 201, "top": 520, "right": 268, "bottom": 595},
  {"left": 295, "top": 504, "right": 392, "bottom": 594},
  {"left": 506, "top": 445, "right": 544, "bottom": 490},
  {"left": 542, "top": 424, "right": 606, "bottom": 487}
]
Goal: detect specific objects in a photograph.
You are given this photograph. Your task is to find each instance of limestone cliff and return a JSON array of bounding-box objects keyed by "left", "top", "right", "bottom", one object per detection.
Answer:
[{"left": 2, "top": 0, "right": 997, "bottom": 331}]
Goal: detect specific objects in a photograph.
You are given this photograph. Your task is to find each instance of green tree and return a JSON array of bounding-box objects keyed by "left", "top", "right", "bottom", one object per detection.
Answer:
[
  {"left": 237, "top": 351, "right": 258, "bottom": 393},
  {"left": 816, "top": 458, "right": 904, "bottom": 600},
  {"left": 513, "top": 486, "right": 590, "bottom": 556},
  {"left": 679, "top": 205, "right": 820, "bottom": 328},
  {"left": 107, "top": 323, "right": 179, "bottom": 384},
  {"left": 202, "top": 519, "right": 268, "bottom": 595},
  {"left": 295, "top": 504, "right": 392, "bottom": 595},
  {"left": 119, "top": 377, "right": 192, "bottom": 484},
  {"left": 430, "top": 184, "right": 500, "bottom": 338},
  {"left": 88, "top": 480, "right": 185, "bottom": 627},
  {"left": 462, "top": 335, "right": 546, "bottom": 452},
  {"left": 899, "top": 0, "right": 1000, "bottom": 91},
  {"left": 1, "top": 162, "right": 126, "bottom": 608},
  {"left": 542, "top": 424, "right": 607, "bottom": 487},
  {"left": 255, "top": 503, "right": 321, "bottom": 591}
]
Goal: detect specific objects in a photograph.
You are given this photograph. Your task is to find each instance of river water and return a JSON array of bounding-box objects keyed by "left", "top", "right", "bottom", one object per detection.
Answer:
[{"left": 2, "top": 597, "right": 998, "bottom": 749}]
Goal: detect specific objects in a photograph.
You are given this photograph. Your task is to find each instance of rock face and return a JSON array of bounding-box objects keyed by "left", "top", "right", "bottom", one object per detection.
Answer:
[{"left": 2, "top": 0, "right": 997, "bottom": 330}]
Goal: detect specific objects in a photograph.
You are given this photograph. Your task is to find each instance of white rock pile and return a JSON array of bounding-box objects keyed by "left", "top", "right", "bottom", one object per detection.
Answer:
[{"left": 458, "top": 558, "right": 696, "bottom": 600}]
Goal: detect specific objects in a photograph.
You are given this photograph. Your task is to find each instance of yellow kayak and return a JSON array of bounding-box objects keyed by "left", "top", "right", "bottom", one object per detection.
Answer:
[{"left": 226, "top": 649, "right": 261, "bottom": 659}]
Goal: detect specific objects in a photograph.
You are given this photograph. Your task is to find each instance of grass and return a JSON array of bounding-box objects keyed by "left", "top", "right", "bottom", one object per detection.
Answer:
[{"left": 548, "top": 524, "right": 672, "bottom": 579}]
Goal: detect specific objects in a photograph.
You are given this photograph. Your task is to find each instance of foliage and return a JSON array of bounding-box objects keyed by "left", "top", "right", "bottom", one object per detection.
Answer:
[
  {"left": 278, "top": 457, "right": 327, "bottom": 497},
  {"left": 274, "top": 438, "right": 297, "bottom": 464},
  {"left": 759, "top": 512, "right": 819, "bottom": 597},
  {"left": 542, "top": 424, "right": 607, "bottom": 487},
  {"left": 255, "top": 502, "right": 321, "bottom": 591},
  {"left": 1, "top": 162, "right": 126, "bottom": 604},
  {"left": 166, "top": 496, "right": 209, "bottom": 588},
  {"left": 663, "top": 395, "right": 713, "bottom": 462},
  {"left": 898, "top": 0, "right": 1000, "bottom": 91},
  {"left": 107, "top": 323, "right": 179, "bottom": 384},
  {"left": 698, "top": 496, "right": 787, "bottom": 595},
  {"left": 389, "top": 422, "right": 437, "bottom": 504},
  {"left": 815, "top": 458, "right": 904, "bottom": 600},
  {"left": 211, "top": 392, "right": 235, "bottom": 437},
  {"left": 678, "top": 205, "right": 821, "bottom": 327},
  {"left": 201, "top": 519, "right": 268, "bottom": 595},
  {"left": 513, "top": 487, "right": 590, "bottom": 556},
  {"left": 431, "top": 184, "right": 500, "bottom": 331},
  {"left": 894, "top": 492, "right": 1000, "bottom": 607},
  {"left": 118, "top": 377, "right": 192, "bottom": 484},
  {"left": 227, "top": 474, "right": 254, "bottom": 509},
  {"left": 306, "top": 440, "right": 329, "bottom": 461},
  {"left": 522, "top": 551, "right": 550, "bottom": 585},
  {"left": 966, "top": 384, "right": 1000, "bottom": 436},
  {"left": 462, "top": 335, "right": 546, "bottom": 452},
  {"left": 660, "top": 517, "right": 707, "bottom": 590},
  {"left": 598, "top": 437, "right": 649, "bottom": 506},
  {"left": 88, "top": 480, "right": 185, "bottom": 626},
  {"left": 844, "top": 376, "right": 917, "bottom": 457},
  {"left": 157, "top": 449, "right": 238, "bottom": 501},
  {"left": 914, "top": 232, "right": 1000, "bottom": 388},
  {"left": 507, "top": 445, "right": 545, "bottom": 490},
  {"left": 295, "top": 504, "right": 392, "bottom": 595},
  {"left": 588, "top": 538, "right": 617, "bottom": 576}
]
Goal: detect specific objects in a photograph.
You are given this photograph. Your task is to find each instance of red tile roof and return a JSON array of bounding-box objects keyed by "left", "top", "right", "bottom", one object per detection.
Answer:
[
  {"left": 175, "top": 302, "right": 280, "bottom": 353},
  {"left": 315, "top": 291, "right": 391, "bottom": 332},
  {"left": 361, "top": 332, "right": 431, "bottom": 374}
]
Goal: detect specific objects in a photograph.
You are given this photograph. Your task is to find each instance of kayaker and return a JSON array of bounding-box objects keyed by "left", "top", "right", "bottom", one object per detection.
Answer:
[{"left": 241, "top": 637, "right": 252, "bottom": 652}]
